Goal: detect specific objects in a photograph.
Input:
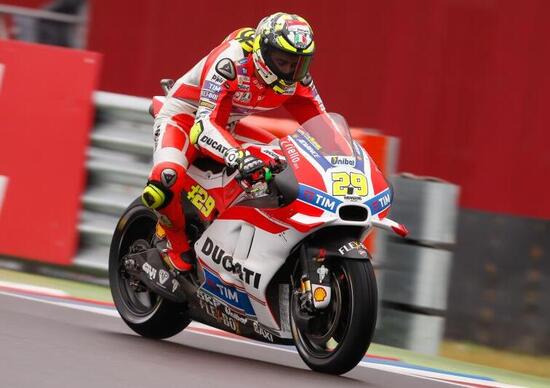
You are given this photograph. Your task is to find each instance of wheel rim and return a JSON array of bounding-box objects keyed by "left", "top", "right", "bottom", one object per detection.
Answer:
[
  {"left": 115, "top": 211, "right": 162, "bottom": 319},
  {"left": 292, "top": 263, "right": 354, "bottom": 358}
]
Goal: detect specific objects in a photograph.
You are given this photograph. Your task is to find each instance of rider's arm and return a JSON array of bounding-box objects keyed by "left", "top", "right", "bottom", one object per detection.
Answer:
[
  {"left": 189, "top": 43, "right": 240, "bottom": 163},
  {"left": 283, "top": 74, "right": 327, "bottom": 124}
]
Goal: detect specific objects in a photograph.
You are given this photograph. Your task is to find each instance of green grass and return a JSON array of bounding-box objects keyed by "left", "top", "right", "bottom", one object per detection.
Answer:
[
  {"left": 441, "top": 340, "right": 550, "bottom": 380},
  {"left": 0, "top": 268, "right": 112, "bottom": 302}
]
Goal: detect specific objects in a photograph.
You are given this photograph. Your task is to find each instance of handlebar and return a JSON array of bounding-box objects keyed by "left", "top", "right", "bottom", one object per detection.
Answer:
[{"left": 235, "top": 157, "right": 287, "bottom": 196}]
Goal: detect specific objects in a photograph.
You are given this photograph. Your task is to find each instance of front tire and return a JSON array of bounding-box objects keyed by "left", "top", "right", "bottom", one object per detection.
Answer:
[
  {"left": 109, "top": 199, "right": 191, "bottom": 339},
  {"left": 291, "top": 259, "right": 378, "bottom": 375}
]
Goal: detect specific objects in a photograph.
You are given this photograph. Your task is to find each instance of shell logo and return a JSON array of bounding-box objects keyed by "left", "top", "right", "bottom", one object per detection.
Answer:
[{"left": 313, "top": 287, "right": 327, "bottom": 302}]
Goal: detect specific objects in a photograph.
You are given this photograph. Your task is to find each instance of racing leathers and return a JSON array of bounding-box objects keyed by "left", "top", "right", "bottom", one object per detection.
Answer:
[{"left": 143, "top": 27, "right": 326, "bottom": 271}]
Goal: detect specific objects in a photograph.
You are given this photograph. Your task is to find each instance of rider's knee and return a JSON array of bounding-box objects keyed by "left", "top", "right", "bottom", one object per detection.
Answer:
[{"left": 142, "top": 165, "right": 183, "bottom": 210}]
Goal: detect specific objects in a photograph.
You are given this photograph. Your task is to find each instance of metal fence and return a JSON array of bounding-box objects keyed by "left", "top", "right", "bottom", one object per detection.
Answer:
[
  {"left": 75, "top": 92, "right": 153, "bottom": 272},
  {"left": 374, "top": 175, "right": 459, "bottom": 354},
  {"left": 0, "top": 3, "right": 87, "bottom": 48}
]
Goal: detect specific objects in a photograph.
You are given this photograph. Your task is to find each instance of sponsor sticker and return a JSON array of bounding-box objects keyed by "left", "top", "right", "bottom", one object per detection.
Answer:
[
  {"left": 200, "top": 237, "right": 261, "bottom": 289},
  {"left": 364, "top": 188, "right": 392, "bottom": 216},
  {"left": 253, "top": 321, "right": 274, "bottom": 342},
  {"left": 330, "top": 156, "right": 356, "bottom": 167},
  {"left": 204, "top": 80, "right": 222, "bottom": 92},
  {"left": 158, "top": 269, "right": 169, "bottom": 285},
  {"left": 215, "top": 58, "right": 236, "bottom": 80},
  {"left": 200, "top": 89, "right": 220, "bottom": 102},
  {"left": 199, "top": 135, "right": 229, "bottom": 156},
  {"left": 291, "top": 132, "right": 332, "bottom": 171},
  {"left": 211, "top": 74, "right": 225, "bottom": 83},
  {"left": 280, "top": 138, "right": 301, "bottom": 169},
  {"left": 234, "top": 91, "right": 251, "bottom": 103},
  {"left": 338, "top": 241, "right": 367, "bottom": 255},
  {"left": 142, "top": 262, "right": 157, "bottom": 281},
  {"left": 317, "top": 265, "right": 329, "bottom": 283},
  {"left": 161, "top": 168, "right": 177, "bottom": 187},
  {"left": 313, "top": 287, "right": 327, "bottom": 302},
  {"left": 200, "top": 267, "right": 256, "bottom": 315},
  {"left": 298, "top": 184, "right": 342, "bottom": 213},
  {"left": 187, "top": 184, "right": 216, "bottom": 217}
]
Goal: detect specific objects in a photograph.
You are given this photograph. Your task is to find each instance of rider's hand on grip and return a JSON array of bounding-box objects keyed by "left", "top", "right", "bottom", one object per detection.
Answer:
[
  {"left": 238, "top": 155, "right": 265, "bottom": 181},
  {"left": 224, "top": 148, "right": 265, "bottom": 182}
]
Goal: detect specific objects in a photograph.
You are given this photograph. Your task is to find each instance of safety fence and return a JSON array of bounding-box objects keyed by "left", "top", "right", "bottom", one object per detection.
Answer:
[
  {"left": 76, "top": 92, "right": 153, "bottom": 272},
  {"left": 374, "top": 175, "right": 460, "bottom": 354},
  {"left": 0, "top": 3, "right": 87, "bottom": 48}
]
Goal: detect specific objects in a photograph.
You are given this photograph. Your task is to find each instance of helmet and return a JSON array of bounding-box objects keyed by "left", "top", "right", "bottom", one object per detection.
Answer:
[{"left": 252, "top": 13, "right": 315, "bottom": 92}]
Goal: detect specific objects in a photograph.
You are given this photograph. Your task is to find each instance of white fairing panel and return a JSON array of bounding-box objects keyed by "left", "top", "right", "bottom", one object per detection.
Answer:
[{"left": 194, "top": 219, "right": 306, "bottom": 331}]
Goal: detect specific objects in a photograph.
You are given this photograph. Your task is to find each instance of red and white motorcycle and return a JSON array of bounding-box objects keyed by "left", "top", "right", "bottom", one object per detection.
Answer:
[{"left": 109, "top": 111, "right": 407, "bottom": 375}]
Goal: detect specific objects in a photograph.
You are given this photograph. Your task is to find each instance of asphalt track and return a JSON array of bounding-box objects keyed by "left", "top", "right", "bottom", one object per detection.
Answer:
[{"left": 0, "top": 292, "right": 498, "bottom": 388}]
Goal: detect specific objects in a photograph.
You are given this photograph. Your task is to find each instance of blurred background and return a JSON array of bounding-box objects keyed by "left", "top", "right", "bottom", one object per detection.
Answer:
[{"left": 0, "top": 0, "right": 549, "bottom": 379}]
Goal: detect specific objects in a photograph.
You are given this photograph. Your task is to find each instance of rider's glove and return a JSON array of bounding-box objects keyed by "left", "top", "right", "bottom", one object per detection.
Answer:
[{"left": 224, "top": 148, "right": 265, "bottom": 180}]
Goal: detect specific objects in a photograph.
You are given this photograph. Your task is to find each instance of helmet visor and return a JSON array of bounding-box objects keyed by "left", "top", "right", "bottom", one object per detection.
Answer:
[{"left": 263, "top": 46, "right": 312, "bottom": 83}]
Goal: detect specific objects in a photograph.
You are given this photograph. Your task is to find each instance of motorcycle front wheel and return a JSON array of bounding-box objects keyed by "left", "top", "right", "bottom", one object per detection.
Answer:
[{"left": 290, "top": 258, "right": 378, "bottom": 375}]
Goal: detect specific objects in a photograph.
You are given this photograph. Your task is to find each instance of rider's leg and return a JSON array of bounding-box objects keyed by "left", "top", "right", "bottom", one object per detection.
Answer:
[
  {"left": 232, "top": 120, "right": 278, "bottom": 145},
  {"left": 142, "top": 115, "right": 198, "bottom": 271}
]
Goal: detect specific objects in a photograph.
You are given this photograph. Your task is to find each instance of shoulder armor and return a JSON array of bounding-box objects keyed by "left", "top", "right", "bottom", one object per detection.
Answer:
[{"left": 215, "top": 57, "right": 236, "bottom": 81}]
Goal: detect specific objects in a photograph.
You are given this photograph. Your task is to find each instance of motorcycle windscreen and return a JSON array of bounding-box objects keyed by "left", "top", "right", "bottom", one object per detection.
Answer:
[{"left": 297, "top": 113, "right": 355, "bottom": 157}]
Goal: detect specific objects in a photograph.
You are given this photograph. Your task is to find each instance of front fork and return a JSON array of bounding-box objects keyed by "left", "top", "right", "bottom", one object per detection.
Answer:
[{"left": 296, "top": 244, "right": 332, "bottom": 313}]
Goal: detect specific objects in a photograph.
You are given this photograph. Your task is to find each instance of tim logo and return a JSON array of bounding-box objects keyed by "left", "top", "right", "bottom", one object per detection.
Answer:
[
  {"left": 300, "top": 186, "right": 341, "bottom": 213},
  {"left": 216, "top": 284, "right": 239, "bottom": 303},
  {"left": 378, "top": 193, "right": 391, "bottom": 207},
  {"left": 365, "top": 189, "right": 393, "bottom": 215}
]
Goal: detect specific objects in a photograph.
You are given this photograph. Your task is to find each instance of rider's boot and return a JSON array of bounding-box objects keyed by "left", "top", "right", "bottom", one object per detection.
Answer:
[{"left": 154, "top": 222, "right": 195, "bottom": 272}]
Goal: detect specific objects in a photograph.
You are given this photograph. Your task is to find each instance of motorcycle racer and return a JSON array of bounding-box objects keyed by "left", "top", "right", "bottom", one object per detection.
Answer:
[{"left": 141, "top": 12, "right": 326, "bottom": 272}]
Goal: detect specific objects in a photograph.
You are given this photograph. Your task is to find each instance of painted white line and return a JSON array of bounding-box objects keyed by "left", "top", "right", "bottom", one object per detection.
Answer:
[
  {"left": 0, "top": 175, "right": 8, "bottom": 215},
  {"left": 0, "top": 291, "right": 119, "bottom": 317},
  {"left": 0, "top": 281, "right": 68, "bottom": 297}
]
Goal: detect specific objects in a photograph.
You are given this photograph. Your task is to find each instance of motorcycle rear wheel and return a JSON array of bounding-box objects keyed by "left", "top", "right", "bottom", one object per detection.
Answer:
[
  {"left": 290, "top": 258, "right": 377, "bottom": 375},
  {"left": 109, "top": 199, "right": 191, "bottom": 339}
]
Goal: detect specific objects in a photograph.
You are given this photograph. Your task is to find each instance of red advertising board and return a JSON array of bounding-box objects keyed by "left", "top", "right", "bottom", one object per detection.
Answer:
[{"left": 0, "top": 40, "right": 101, "bottom": 265}]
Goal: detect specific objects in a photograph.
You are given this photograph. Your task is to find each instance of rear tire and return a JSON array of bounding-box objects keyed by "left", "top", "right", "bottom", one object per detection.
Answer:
[
  {"left": 109, "top": 199, "right": 191, "bottom": 339},
  {"left": 291, "top": 258, "right": 377, "bottom": 375}
]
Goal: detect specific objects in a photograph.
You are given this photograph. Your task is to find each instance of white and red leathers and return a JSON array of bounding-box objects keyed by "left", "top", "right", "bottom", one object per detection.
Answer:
[{"left": 148, "top": 27, "right": 326, "bottom": 271}]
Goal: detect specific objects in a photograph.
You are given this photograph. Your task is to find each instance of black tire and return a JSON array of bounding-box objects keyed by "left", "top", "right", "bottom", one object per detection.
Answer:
[
  {"left": 291, "top": 258, "right": 378, "bottom": 375},
  {"left": 109, "top": 198, "right": 191, "bottom": 339}
]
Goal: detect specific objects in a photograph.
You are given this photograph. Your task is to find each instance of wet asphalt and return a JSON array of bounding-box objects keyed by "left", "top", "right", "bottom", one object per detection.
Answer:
[{"left": 0, "top": 293, "right": 457, "bottom": 388}]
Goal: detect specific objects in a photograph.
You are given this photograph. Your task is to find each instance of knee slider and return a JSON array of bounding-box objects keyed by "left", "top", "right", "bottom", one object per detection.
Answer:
[{"left": 141, "top": 181, "right": 173, "bottom": 210}]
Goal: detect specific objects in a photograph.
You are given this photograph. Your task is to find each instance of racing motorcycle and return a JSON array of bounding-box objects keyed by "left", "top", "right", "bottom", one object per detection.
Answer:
[{"left": 109, "top": 97, "right": 408, "bottom": 375}]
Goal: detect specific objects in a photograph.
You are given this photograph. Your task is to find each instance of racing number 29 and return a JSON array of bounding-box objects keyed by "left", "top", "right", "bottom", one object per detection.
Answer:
[
  {"left": 332, "top": 172, "right": 368, "bottom": 196},
  {"left": 187, "top": 184, "right": 215, "bottom": 217}
]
